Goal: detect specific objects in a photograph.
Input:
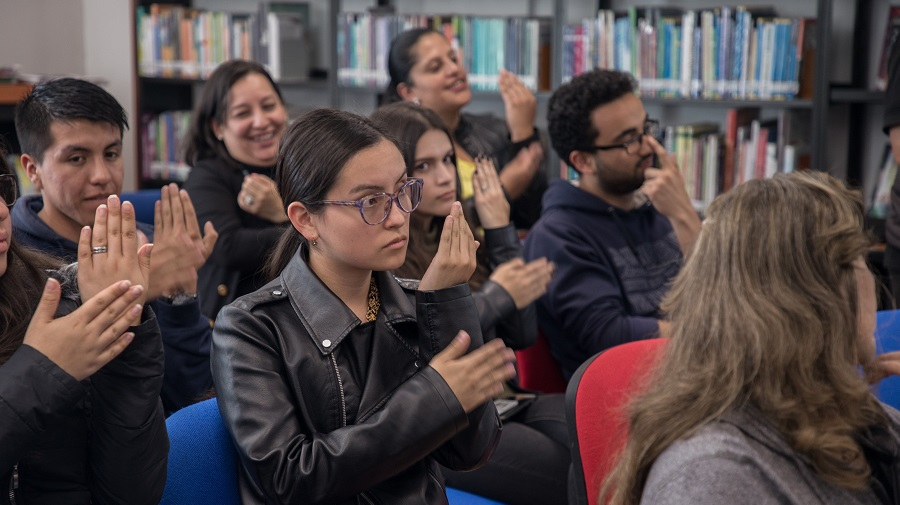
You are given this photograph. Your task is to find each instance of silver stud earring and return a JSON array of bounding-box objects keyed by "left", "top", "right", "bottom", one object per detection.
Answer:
[
  {"left": 413, "top": 97, "right": 421, "bottom": 106},
  {"left": 311, "top": 239, "right": 318, "bottom": 247}
]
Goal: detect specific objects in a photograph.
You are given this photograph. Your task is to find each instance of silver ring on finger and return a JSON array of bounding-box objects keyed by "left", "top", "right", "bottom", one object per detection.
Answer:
[
  {"left": 92, "top": 246, "right": 108, "bottom": 254},
  {"left": 243, "top": 195, "right": 255, "bottom": 206}
]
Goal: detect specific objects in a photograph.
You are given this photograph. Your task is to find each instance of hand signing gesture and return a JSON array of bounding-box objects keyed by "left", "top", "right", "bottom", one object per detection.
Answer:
[
  {"left": 24, "top": 278, "right": 144, "bottom": 381},
  {"left": 641, "top": 136, "right": 702, "bottom": 255},
  {"left": 419, "top": 202, "right": 479, "bottom": 291},
  {"left": 472, "top": 155, "right": 510, "bottom": 229},
  {"left": 489, "top": 257, "right": 554, "bottom": 309},
  {"left": 498, "top": 69, "right": 537, "bottom": 142},
  {"left": 238, "top": 173, "right": 288, "bottom": 223},
  {"left": 77, "top": 195, "right": 151, "bottom": 310},
  {"left": 498, "top": 142, "right": 543, "bottom": 200},
  {"left": 429, "top": 331, "right": 517, "bottom": 413},
  {"left": 148, "top": 184, "right": 218, "bottom": 300}
]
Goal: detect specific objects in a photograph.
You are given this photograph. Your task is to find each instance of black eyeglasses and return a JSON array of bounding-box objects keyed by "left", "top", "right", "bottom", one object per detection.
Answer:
[
  {"left": 0, "top": 175, "right": 17, "bottom": 208},
  {"left": 582, "top": 119, "right": 661, "bottom": 156},
  {"left": 318, "top": 178, "right": 423, "bottom": 225}
]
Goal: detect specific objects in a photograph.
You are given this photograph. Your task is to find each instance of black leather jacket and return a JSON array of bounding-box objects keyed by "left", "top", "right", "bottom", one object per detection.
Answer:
[
  {"left": 0, "top": 266, "right": 168, "bottom": 505},
  {"left": 211, "top": 249, "right": 502, "bottom": 504}
]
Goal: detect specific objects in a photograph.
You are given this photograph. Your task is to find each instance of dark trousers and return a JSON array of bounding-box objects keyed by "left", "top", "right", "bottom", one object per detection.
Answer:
[{"left": 442, "top": 393, "right": 570, "bottom": 505}]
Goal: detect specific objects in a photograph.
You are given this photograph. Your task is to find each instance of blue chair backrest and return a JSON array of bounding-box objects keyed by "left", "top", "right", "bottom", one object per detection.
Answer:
[
  {"left": 120, "top": 189, "right": 160, "bottom": 225},
  {"left": 159, "top": 399, "right": 503, "bottom": 504},
  {"left": 876, "top": 309, "right": 900, "bottom": 409},
  {"left": 160, "top": 398, "right": 240, "bottom": 505}
]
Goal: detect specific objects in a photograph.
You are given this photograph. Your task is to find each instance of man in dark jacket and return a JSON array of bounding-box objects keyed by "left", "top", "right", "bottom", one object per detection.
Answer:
[
  {"left": 524, "top": 69, "right": 701, "bottom": 380},
  {"left": 12, "top": 78, "right": 217, "bottom": 414}
]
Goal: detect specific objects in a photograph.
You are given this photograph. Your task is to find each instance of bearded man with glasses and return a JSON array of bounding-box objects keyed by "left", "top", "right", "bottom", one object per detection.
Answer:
[{"left": 523, "top": 69, "right": 701, "bottom": 380}]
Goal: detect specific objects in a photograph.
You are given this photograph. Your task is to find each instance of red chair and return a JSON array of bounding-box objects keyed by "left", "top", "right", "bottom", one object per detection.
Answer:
[
  {"left": 515, "top": 330, "right": 567, "bottom": 394},
  {"left": 566, "top": 339, "right": 668, "bottom": 505}
]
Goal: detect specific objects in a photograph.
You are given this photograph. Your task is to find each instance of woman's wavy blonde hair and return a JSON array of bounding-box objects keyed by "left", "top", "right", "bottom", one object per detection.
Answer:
[{"left": 602, "top": 171, "right": 886, "bottom": 504}]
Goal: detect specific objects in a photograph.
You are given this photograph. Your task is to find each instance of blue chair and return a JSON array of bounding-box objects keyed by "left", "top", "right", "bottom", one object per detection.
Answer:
[
  {"left": 876, "top": 309, "right": 900, "bottom": 409},
  {"left": 160, "top": 398, "right": 505, "bottom": 504},
  {"left": 446, "top": 487, "right": 507, "bottom": 505},
  {"left": 160, "top": 398, "right": 240, "bottom": 505},
  {"left": 120, "top": 189, "right": 160, "bottom": 225}
]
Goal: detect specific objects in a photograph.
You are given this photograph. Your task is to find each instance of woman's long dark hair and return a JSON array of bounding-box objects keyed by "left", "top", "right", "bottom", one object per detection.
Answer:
[
  {"left": 0, "top": 152, "right": 61, "bottom": 365},
  {"left": 384, "top": 28, "right": 435, "bottom": 103},
  {"left": 264, "top": 109, "right": 398, "bottom": 279},
  {"left": 183, "top": 60, "right": 284, "bottom": 168},
  {"left": 371, "top": 102, "right": 490, "bottom": 289}
]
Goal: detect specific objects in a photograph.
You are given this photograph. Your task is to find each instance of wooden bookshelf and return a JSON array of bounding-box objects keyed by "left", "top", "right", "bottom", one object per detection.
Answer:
[{"left": 0, "top": 83, "right": 31, "bottom": 105}]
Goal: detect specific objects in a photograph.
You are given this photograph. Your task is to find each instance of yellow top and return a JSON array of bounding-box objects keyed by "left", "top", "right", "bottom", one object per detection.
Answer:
[{"left": 457, "top": 157, "right": 476, "bottom": 200}]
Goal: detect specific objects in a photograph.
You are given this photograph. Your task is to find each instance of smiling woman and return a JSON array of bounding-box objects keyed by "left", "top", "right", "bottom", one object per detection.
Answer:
[{"left": 182, "top": 60, "right": 291, "bottom": 320}]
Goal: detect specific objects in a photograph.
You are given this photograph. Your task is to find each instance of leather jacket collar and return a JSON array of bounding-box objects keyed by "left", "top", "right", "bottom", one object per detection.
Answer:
[{"left": 280, "top": 246, "right": 417, "bottom": 355}]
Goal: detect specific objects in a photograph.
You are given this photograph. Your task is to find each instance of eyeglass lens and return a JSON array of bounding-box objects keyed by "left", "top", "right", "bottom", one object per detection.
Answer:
[
  {"left": 361, "top": 180, "right": 422, "bottom": 225},
  {"left": 625, "top": 122, "right": 659, "bottom": 155},
  {"left": 0, "top": 176, "right": 17, "bottom": 207}
]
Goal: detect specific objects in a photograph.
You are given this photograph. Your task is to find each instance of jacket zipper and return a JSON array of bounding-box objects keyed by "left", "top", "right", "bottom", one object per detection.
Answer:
[
  {"left": 330, "top": 354, "right": 347, "bottom": 427},
  {"left": 8, "top": 464, "right": 18, "bottom": 505}
]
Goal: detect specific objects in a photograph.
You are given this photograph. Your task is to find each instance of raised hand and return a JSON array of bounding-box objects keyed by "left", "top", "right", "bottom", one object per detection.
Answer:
[
  {"left": 147, "top": 184, "right": 218, "bottom": 300},
  {"left": 498, "top": 69, "right": 537, "bottom": 142},
  {"left": 24, "top": 278, "right": 144, "bottom": 381},
  {"left": 419, "top": 202, "right": 478, "bottom": 291},
  {"left": 865, "top": 351, "right": 900, "bottom": 384},
  {"left": 488, "top": 257, "right": 554, "bottom": 309},
  {"left": 472, "top": 155, "right": 510, "bottom": 229},
  {"left": 77, "top": 195, "right": 151, "bottom": 308},
  {"left": 641, "top": 136, "right": 701, "bottom": 255},
  {"left": 498, "top": 142, "right": 543, "bottom": 200},
  {"left": 238, "top": 173, "right": 288, "bottom": 223},
  {"left": 429, "top": 331, "right": 517, "bottom": 413}
]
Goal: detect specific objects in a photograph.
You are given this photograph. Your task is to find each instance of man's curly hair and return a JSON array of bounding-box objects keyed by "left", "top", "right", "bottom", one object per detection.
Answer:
[{"left": 547, "top": 69, "right": 637, "bottom": 167}]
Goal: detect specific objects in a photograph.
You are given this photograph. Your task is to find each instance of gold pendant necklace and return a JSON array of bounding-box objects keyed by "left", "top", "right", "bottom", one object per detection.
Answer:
[{"left": 365, "top": 276, "right": 380, "bottom": 322}]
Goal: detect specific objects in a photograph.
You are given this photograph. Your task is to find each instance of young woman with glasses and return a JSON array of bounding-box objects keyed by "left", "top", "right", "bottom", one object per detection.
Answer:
[
  {"left": 372, "top": 101, "right": 567, "bottom": 505},
  {"left": 210, "top": 108, "right": 517, "bottom": 504},
  {"left": 0, "top": 155, "right": 168, "bottom": 504}
]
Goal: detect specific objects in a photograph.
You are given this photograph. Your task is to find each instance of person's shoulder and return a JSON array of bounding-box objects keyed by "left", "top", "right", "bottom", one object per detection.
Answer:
[
  {"left": 459, "top": 111, "right": 507, "bottom": 134},
  {"left": 227, "top": 277, "right": 290, "bottom": 314},
  {"left": 642, "top": 421, "right": 774, "bottom": 503}
]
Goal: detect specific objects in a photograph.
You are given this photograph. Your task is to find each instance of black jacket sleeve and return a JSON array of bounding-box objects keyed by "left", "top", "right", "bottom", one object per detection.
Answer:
[
  {"left": 88, "top": 306, "right": 168, "bottom": 505},
  {"left": 0, "top": 345, "right": 85, "bottom": 472},
  {"left": 473, "top": 224, "right": 537, "bottom": 350},
  {"left": 151, "top": 299, "right": 214, "bottom": 413},
  {"left": 183, "top": 160, "right": 284, "bottom": 270},
  {"left": 415, "top": 283, "right": 503, "bottom": 472}
]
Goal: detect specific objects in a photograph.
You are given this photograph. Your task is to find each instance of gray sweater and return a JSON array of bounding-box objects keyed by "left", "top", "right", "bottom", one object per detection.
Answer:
[{"left": 642, "top": 404, "right": 900, "bottom": 505}]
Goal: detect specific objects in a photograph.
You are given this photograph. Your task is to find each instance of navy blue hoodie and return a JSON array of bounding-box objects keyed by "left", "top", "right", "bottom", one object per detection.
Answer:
[{"left": 523, "top": 180, "right": 682, "bottom": 379}]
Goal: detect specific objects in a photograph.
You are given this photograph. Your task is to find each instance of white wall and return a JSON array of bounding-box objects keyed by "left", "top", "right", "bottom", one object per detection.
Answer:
[
  {"left": 83, "top": 0, "right": 138, "bottom": 191},
  {"left": 0, "top": 0, "right": 138, "bottom": 190},
  {"left": 0, "top": 0, "right": 86, "bottom": 76}
]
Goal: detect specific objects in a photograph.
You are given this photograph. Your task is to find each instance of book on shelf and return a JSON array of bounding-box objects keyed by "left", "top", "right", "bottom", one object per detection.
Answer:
[
  {"left": 140, "top": 111, "right": 192, "bottom": 183},
  {"left": 337, "top": 12, "right": 551, "bottom": 91},
  {"left": 877, "top": 7, "right": 900, "bottom": 91},
  {"left": 138, "top": 4, "right": 256, "bottom": 79},
  {"left": 871, "top": 144, "right": 898, "bottom": 219},
  {"left": 563, "top": 5, "right": 812, "bottom": 102},
  {"left": 136, "top": 2, "right": 315, "bottom": 82},
  {"left": 258, "top": 2, "right": 311, "bottom": 81}
]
